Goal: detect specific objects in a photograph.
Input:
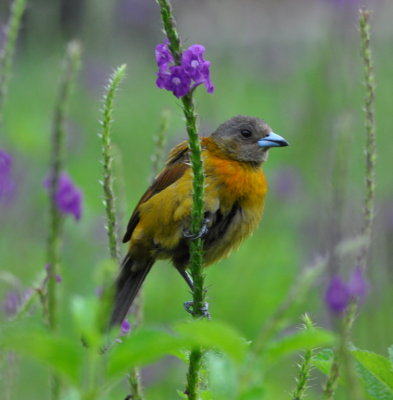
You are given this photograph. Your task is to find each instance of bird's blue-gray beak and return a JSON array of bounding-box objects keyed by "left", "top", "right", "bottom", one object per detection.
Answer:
[{"left": 258, "top": 132, "right": 289, "bottom": 148}]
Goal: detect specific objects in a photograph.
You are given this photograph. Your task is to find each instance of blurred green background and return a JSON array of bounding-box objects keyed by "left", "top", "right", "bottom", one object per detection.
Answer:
[{"left": 1, "top": 0, "right": 393, "bottom": 398}]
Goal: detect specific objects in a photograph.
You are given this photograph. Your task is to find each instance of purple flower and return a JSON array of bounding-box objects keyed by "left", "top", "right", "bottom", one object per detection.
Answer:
[
  {"left": 43, "top": 172, "right": 83, "bottom": 220},
  {"left": 0, "top": 149, "right": 15, "bottom": 201},
  {"left": 154, "top": 40, "right": 214, "bottom": 97},
  {"left": 325, "top": 275, "right": 350, "bottom": 314},
  {"left": 325, "top": 267, "right": 369, "bottom": 314},
  {"left": 348, "top": 266, "right": 368, "bottom": 300},
  {"left": 121, "top": 319, "right": 131, "bottom": 335},
  {"left": 182, "top": 45, "right": 214, "bottom": 93},
  {"left": 161, "top": 65, "right": 192, "bottom": 98},
  {"left": 155, "top": 40, "right": 174, "bottom": 71}
]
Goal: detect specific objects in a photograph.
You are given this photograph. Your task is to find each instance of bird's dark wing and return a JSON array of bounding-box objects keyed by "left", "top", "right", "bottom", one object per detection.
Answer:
[{"left": 122, "top": 141, "right": 190, "bottom": 243}]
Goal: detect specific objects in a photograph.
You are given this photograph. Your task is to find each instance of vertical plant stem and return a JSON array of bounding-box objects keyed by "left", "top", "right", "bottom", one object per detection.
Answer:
[
  {"left": 323, "top": 10, "right": 376, "bottom": 399},
  {"left": 46, "top": 41, "right": 81, "bottom": 400},
  {"left": 322, "top": 351, "right": 340, "bottom": 400},
  {"left": 0, "top": 0, "right": 27, "bottom": 123},
  {"left": 156, "top": 1, "right": 208, "bottom": 398},
  {"left": 100, "top": 64, "right": 126, "bottom": 262},
  {"left": 290, "top": 315, "right": 315, "bottom": 400},
  {"left": 357, "top": 8, "right": 376, "bottom": 271},
  {"left": 100, "top": 65, "right": 144, "bottom": 400}
]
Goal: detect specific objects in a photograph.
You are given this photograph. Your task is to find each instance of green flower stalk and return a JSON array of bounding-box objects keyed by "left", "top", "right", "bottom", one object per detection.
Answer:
[
  {"left": 358, "top": 8, "right": 376, "bottom": 271},
  {"left": 322, "top": 11, "right": 376, "bottom": 399},
  {"left": 290, "top": 315, "right": 315, "bottom": 400},
  {"left": 156, "top": 0, "right": 207, "bottom": 319},
  {"left": 99, "top": 64, "right": 126, "bottom": 262},
  {"left": 100, "top": 65, "right": 145, "bottom": 400},
  {"left": 0, "top": 0, "right": 27, "bottom": 123},
  {"left": 46, "top": 41, "right": 81, "bottom": 400},
  {"left": 155, "top": 1, "right": 209, "bottom": 399}
]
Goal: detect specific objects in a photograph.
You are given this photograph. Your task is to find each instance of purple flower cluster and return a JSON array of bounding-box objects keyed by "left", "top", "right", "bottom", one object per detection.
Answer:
[
  {"left": 43, "top": 172, "right": 83, "bottom": 221},
  {"left": 155, "top": 40, "right": 214, "bottom": 98},
  {"left": 0, "top": 148, "right": 15, "bottom": 201},
  {"left": 325, "top": 266, "right": 369, "bottom": 314}
]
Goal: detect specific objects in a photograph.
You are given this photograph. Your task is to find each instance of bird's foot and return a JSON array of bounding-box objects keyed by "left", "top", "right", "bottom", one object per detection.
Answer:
[
  {"left": 184, "top": 301, "right": 211, "bottom": 319},
  {"left": 183, "top": 218, "right": 210, "bottom": 240}
]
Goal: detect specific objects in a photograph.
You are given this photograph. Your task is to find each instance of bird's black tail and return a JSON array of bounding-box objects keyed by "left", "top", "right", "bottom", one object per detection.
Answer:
[{"left": 110, "top": 254, "right": 154, "bottom": 327}]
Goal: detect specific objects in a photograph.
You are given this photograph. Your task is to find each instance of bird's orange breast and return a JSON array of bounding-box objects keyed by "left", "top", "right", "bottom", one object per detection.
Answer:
[{"left": 201, "top": 139, "right": 268, "bottom": 265}]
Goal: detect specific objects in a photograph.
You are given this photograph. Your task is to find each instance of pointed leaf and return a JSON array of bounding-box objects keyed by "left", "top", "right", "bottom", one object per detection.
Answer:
[
  {"left": 353, "top": 349, "right": 393, "bottom": 399},
  {"left": 265, "top": 328, "right": 336, "bottom": 362},
  {"left": 107, "top": 328, "right": 189, "bottom": 378},
  {"left": 312, "top": 348, "right": 335, "bottom": 375},
  {"left": 0, "top": 326, "right": 82, "bottom": 383},
  {"left": 174, "top": 320, "right": 248, "bottom": 363}
]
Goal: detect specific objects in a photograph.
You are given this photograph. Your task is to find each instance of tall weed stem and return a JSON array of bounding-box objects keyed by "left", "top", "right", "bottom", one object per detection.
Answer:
[
  {"left": 99, "top": 64, "right": 126, "bottom": 262},
  {"left": 358, "top": 8, "right": 376, "bottom": 270},
  {"left": 0, "top": 0, "right": 27, "bottom": 123},
  {"left": 100, "top": 65, "right": 144, "bottom": 400},
  {"left": 156, "top": 1, "right": 207, "bottom": 398},
  {"left": 46, "top": 41, "right": 81, "bottom": 400},
  {"left": 290, "top": 315, "right": 315, "bottom": 400}
]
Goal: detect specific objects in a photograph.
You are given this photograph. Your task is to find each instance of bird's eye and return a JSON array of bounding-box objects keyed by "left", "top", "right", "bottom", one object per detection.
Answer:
[{"left": 240, "top": 129, "right": 252, "bottom": 138}]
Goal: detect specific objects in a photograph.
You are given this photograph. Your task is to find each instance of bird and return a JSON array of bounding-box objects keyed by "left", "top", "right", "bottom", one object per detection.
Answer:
[{"left": 110, "top": 115, "right": 288, "bottom": 326}]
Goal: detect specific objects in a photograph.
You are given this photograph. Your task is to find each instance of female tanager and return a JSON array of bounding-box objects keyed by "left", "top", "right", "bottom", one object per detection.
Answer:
[{"left": 110, "top": 115, "right": 288, "bottom": 325}]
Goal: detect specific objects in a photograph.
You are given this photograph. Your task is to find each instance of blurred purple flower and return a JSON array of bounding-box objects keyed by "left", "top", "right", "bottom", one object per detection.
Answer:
[
  {"left": 0, "top": 148, "right": 15, "bottom": 201},
  {"left": 2, "top": 289, "right": 32, "bottom": 318},
  {"left": 325, "top": 275, "right": 350, "bottom": 314},
  {"left": 274, "top": 167, "right": 300, "bottom": 199},
  {"left": 348, "top": 266, "right": 368, "bottom": 300},
  {"left": 154, "top": 40, "right": 214, "bottom": 97},
  {"left": 325, "top": 267, "right": 369, "bottom": 314},
  {"left": 43, "top": 172, "right": 83, "bottom": 221},
  {"left": 3, "top": 291, "right": 21, "bottom": 317},
  {"left": 121, "top": 319, "right": 131, "bottom": 335}
]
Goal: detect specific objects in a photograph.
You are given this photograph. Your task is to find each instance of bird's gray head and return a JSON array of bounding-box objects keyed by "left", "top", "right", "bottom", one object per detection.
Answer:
[{"left": 211, "top": 115, "right": 288, "bottom": 165}]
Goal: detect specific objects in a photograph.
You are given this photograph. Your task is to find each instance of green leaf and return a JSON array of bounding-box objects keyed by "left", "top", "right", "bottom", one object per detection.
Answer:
[
  {"left": 200, "top": 391, "right": 213, "bottom": 400},
  {"left": 353, "top": 349, "right": 393, "bottom": 399},
  {"left": 106, "top": 328, "right": 189, "bottom": 378},
  {"left": 388, "top": 345, "right": 393, "bottom": 366},
  {"left": 238, "top": 386, "right": 265, "bottom": 400},
  {"left": 206, "top": 352, "right": 237, "bottom": 400},
  {"left": 265, "top": 328, "right": 336, "bottom": 362},
  {"left": 71, "top": 296, "right": 101, "bottom": 348},
  {"left": 177, "top": 390, "right": 188, "bottom": 399},
  {"left": 0, "top": 326, "right": 82, "bottom": 383},
  {"left": 174, "top": 320, "right": 248, "bottom": 363},
  {"left": 312, "top": 348, "right": 335, "bottom": 376}
]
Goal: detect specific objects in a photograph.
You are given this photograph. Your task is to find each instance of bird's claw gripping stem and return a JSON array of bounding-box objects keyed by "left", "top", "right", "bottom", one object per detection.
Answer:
[
  {"left": 183, "top": 217, "right": 210, "bottom": 240},
  {"left": 184, "top": 301, "right": 211, "bottom": 319}
]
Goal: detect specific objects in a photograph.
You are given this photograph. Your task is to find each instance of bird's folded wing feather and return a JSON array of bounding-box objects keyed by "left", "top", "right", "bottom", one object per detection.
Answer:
[{"left": 122, "top": 141, "right": 190, "bottom": 243}]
